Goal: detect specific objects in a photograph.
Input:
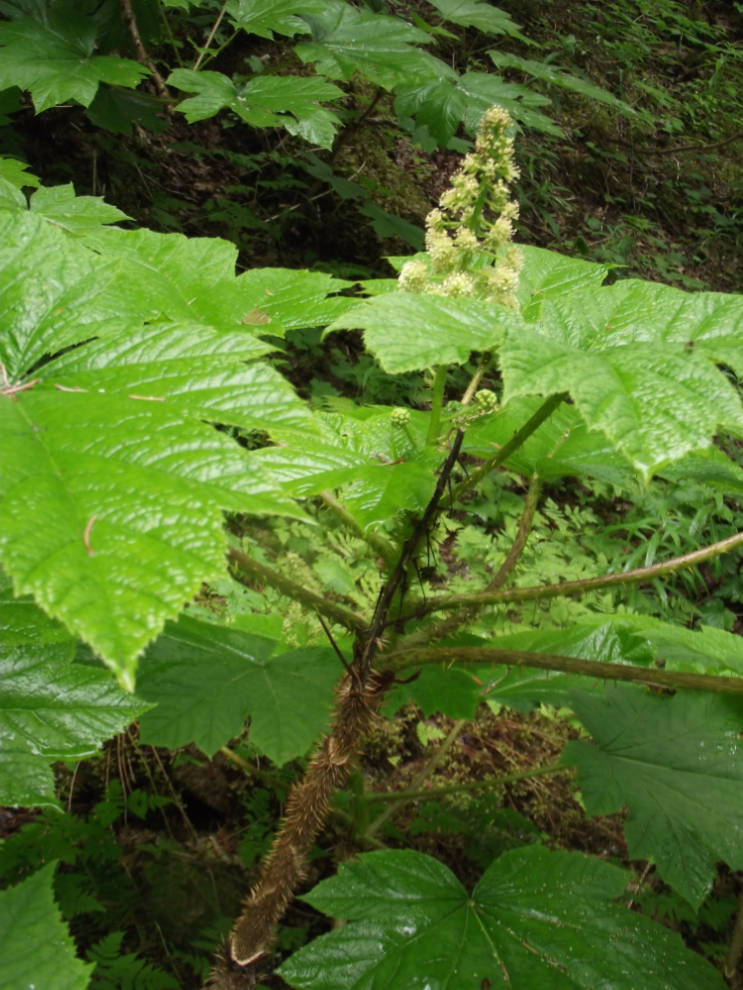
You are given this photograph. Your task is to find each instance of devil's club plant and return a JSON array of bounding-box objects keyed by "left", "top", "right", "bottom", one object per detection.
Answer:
[{"left": 3, "top": 91, "right": 743, "bottom": 990}]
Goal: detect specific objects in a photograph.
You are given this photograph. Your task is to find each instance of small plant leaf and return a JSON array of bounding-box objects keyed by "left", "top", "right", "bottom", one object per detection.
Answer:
[
  {"left": 0, "top": 862, "right": 94, "bottom": 990},
  {"left": 137, "top": 615, "right": 340, "bottom": 765},
  {"left": 563, "top": 685, "right": 743, "bottom": 909},
  {"left": 489, "top": 51, "right": 637, "bottom": 117},
  {"left": 279, "top": 847, "right": 725, "bottom": 989}
]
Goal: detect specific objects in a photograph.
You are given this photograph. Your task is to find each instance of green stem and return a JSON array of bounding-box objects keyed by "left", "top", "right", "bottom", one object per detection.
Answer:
[
  {"left": 365, "top": 718, "right": 467, "bottom": 838},
  {"left": 220, "top": 746, "right": 289, "bottom": 793},
  {"left": 426, "top": 365, "right": 449, "bottom": 446},
  {"left": 445, "top": 392, "right": 566, "bottom": 507},
  {"left": 381, "top": 645, "right": 743, "bottom": 693},
  {"left": 228, "top": 548, "right": 368, "bottom": 634},
  {"left": 399, "top": 529, "right": 743, "bottom": 620},
  {"left": 461, "top": 351, "right": 491, "bottom": 406},
  {"left": 192, "top": 1, "right": 229, "bottom": 71},
  {"left": 157, "top": 0, "right": 183, "bottom": 68},
  {"left": 366, "top": 763, "right": 564, "bottom": 803},
  {"left": 197, "top": 29, "right": 239, "bottom": 71},
  {"left": 485, "top": 471, "right": 540, "bottom": 592},
  {"left": 320, "top": 489, "right": 397, "bottom": 567},
  {"left": 724, "top": 887, "right": 743, "bottom": 978}
]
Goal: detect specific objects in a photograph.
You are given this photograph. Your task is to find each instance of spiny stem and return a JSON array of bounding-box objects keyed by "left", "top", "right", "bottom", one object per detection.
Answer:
[
  {"left": 380, "top": 645, "right": 743, "bottom": 693},
  {"left": 398, "top": 529, "right": 743, "bottom": 621},
  {"left": 366, "top": 763, "right": 565, "bottom": 803},
  {"left": 228, "top": 548, "right": 367, "bottom": 634},
  {"left": 426, "top": 365, "right": 449, "bottom": 446},
  {"left": 365, "top": 718, "right": 468, "bottom": 838}
]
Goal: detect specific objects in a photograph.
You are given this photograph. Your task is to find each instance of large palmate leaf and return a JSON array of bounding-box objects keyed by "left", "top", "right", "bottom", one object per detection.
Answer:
[
  {"left": 295, "top": 1, "right": 453, "bottom": 89},
  {"left": 0, "top": 211, "right": 313, "bottom": 687},
  {"left": 563, "top": 685, "right": 743, "bottom": 909},
  {"left": 136, "top": 615, "right": 340, "bottom": 765},
  {"left": 230, "top": 266, "right": 356, "bottom": 332},
  {"left": 24, "top": 182, "right": 129, "bottom": 232},
  {"left": 279, "top": 847, "right": 724, "bottom": 990},
  {"left": 396, "top": 71, "right": 558, "bottom": 147},
  {"left": 516, "top": 244, "right": 610, "bottom": 314},
  {"left": 0, "top": 863, "right": 94, "bottom": 990},
  {"left": 0, "top": 592, "right": 151, "bottom": 807},
  {"left": 0, "top": 6, "right": 147, "bottom": 112},
  {"left": 500, "top": 280, "right": 743, "bottom": 477},
  {"left": 489, "top": 51, "right": 637, "bottom": 118},
  {"left": 326, "top": 291, "right": 523, "bottom": 373},
  {"left": 226, "top": 0, "right": 329, "bottom": 39},
  {"left": 168, "top": 70, "right": 344, "bottom": 149}
]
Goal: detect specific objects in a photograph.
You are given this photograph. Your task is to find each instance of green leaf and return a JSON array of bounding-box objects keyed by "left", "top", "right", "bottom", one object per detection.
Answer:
[
  {"left": 500, "top": 281, "right": 743, "bottom": 476},
  {"left": 429, "top": 0, "right": 526, "bottom": 38},
  {"left": 233, "top": 266, "right": 356, "bottom": 332},
  {"left": 0, "top": 154, "right": 39, "bottom": 189},
  {"left": 85, "top": 85, "right": 170, "bottom": 135},
  {"left": 295, "top": 2, "right": 454, "bottom": 89},
  {"left": 563, "top": 686, "right": 743, "bottom": 909},
  {"left": 0, "top": 593, "right": 152, "bottom": 806},
  {"left": 489, "top": 51, "right": 638, "bottom": 118},
  {"left": 396, "top": 71, "right": 559, "bottom": 147},
  {"left": 29, "top": 183, "right": 130, "bottom": 232},
  {"left": 137, "top": 615, "right": 340, "bottom": 764},
  {"left": 384, "top": 665, "right": 483, "bottom": 719},
  {"left": 357, "top": 202, "right": 425, "bottom": 251},
  {"left": 0, "top": 12, "right": 148, "bottom": 112},
  {"left": 517, "top": 244, "right": 610, "bottom": 316},
  {"left": 279, "top": 846, "right": 725, "bottom": 989},
  {"left": 0, "top": 863, "right": 94, "bottom": 990},
  {"left": 342, "top": 449, "right": 441, "bottom": 531},
  {"left": 168, "top": 69, "right": 343, "bottom": 148},
  {"left": 326, "top": 292, "right": 523, "bottom": 373},
  {"left": 463, "top": 396, "right": 636, "bottom": 485},
  {"left": 226, "top": 0, "right": 328, "bottom": 39},
  {"left": 0, "top": 212, "right": 312, "bottom": 687},
  {"left": 80, "top": 225, "right": 300, "bottom": 339}
]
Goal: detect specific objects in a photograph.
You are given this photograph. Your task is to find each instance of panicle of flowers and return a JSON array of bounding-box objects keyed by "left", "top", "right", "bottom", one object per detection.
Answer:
[{"left": 398, "top": 106, "right": 523, "bottom": 309}]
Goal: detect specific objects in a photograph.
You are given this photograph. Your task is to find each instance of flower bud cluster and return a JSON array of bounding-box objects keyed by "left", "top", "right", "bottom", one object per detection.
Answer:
[{"left": 399, "top": 106, "right": 523, "bottom": 309}]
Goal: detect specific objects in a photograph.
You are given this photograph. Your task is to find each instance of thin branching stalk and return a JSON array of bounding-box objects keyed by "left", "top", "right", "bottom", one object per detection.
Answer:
[
  {"left": 426, "top": 365, "right": 449, "bottom": 446},
  {"left": 228, "top": 548, "right": 367, "bottom": 634},
  {"left": 192, "top": 0, "right": 229, "bottom": 71},
  {"left": 444, "top": 392, "right": 566, "bottom": 507},
  {"left": 121, "top": 0, "right": 172, "bottom": 98},
  {"left": 366, "top": 763, "right": 565, "bottom": 803},
  {"left": 365, "top": 718, "right": 467, "bottom": 838},
  {"left": 485, "top": 471, "right": 541, "bottom": 592},
  {"left": 380, "top": 645, "right": 743, "bottom": 693},
  {"left": 397, "top": 529, "right": 743, "bottom": 621},
  {"left": 460, "top": 350, "right": 491, "bottom": 405}
]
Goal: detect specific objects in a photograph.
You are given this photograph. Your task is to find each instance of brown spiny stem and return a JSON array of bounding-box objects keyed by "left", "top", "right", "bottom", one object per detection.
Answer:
[{"left": 228, "top": 670, "right": 386, "bottom": 966}]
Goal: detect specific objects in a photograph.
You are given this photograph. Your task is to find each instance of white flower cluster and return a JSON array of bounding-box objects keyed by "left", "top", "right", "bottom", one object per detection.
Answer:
[{"left": 398, "top": 106, "right": 523, "bottom": 309}]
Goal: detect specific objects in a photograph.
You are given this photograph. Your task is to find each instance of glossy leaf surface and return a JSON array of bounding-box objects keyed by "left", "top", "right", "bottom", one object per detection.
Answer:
[
  {"left": 226, "top": 0, "right": 329, "bottom": 39},
  {"left": 0, "top": 211, "right": 310, "bottom": 686},
  {"left": 326, "top": 292, "right": 522, "bottom": 372},
  {"left": 295, "top": 2, "right": 452, "bottom": 88},
  {"left": 563, "top": 686, "right": 743, "bottom": 908},
  {"left": 0, "top": 863, "right": 94, "bottom": 990},
  {"left": 137, "top": 615, "right": 340, "bottom": 764},
  {"left": 279, "top": 847, "right": 724, "bottom": 989},
  {"left": 0, "top": 593, "right": 151, "bottom": 807}
]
